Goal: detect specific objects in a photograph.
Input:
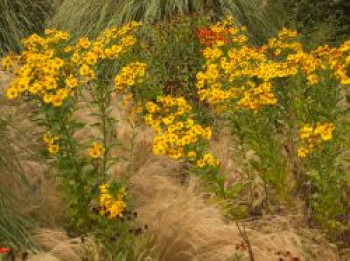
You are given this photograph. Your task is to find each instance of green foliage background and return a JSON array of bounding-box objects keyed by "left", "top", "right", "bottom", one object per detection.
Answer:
[{"left": 266, "top": 0, "right": 350, "bottom": 47}]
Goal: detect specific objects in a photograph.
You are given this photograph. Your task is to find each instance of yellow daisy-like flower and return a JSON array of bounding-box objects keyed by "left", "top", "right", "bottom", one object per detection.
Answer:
[
  {"left": 314, "top": 123, "right": 335, "bottom": 141},
  {"left": 51, "top": 95, "right": 64, "bottom": 107},
  {"left": 187, "top": 151, "right": 197, "bottom": 160},
  {"left": 108, "top": 200, "right": 126, "bottom": 219},
  {"left": 299, "top": 125, "right": 313, "bottom": 140},
  {"left": 89, "top": 142, "right": 105, "bottom": 158},
  {"left": 196, "top": 159, "right": 205, "bottom": 168},
  {"left": 297, "top": 147, "right": 308, "bottom": 158},
  {"left": 307, "top": 74, "right": 319, "bottom": 85},
  {"left": 202, "top": 127, "right": 212, "bottom": 140},
  {"left": 79, "top": 64, "right": 95, "bottom": 79},
  {"left": 66, "top": 76, "right": 79, "bottom": 88},
  {"left": 6, "top": 88, "right": 18, "bottom": 99},
  {"left": 44, "top": 133, "right": 54, "bottom": 145},
  {"left": 63, "top": 45, "right": 73, "bottom": 53},
  {"left": 43, "top": 94, "right": 52, "bottom": 104},
  {"left": 98, "top": 184, "right": 127, "bottom": 219},
  {"left": 48, "top": 144, "right": 59, "bottom": 154},
  {"left": 2, "top": 55, "right": 13, "bottom": 71},
  {"left": 99, "top": 184, "right": 109, "bottom": 194}
]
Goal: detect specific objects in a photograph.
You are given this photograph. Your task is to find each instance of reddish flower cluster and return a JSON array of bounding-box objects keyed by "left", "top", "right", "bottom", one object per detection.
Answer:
[
  {"left": 196, "top": 27, "right": 229, "bottom": 46},
  {"left": 0, "top": 248, "right": 11, "bottom": 254}
]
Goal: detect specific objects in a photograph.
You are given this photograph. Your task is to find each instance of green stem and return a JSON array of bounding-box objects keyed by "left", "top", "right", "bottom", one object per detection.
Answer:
[
  {"left": 100, "top": 84, "right": 108, "bottom": 179},
  {"left": 62, "top": 117, "right": 80, "bottom": 175}
]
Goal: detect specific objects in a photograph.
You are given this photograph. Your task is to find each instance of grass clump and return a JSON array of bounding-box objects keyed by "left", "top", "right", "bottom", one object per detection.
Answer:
[
  {"left": 51, "top": 0, "right": 276, "bottom": 44},
  {"left": 0, "top": 0, "right": 54, "bottom": 55},
  {"left": 0, "top": 116, "right": 36, "bottom": 250}
]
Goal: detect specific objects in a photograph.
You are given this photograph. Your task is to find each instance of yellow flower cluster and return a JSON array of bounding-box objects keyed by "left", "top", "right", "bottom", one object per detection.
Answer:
[
  {"left": 313, "top": 41, "right": 350, "bottom": 85},
  {"left": 44, "top": 132, "right": 59, "bottom": 154},
  {"left": 114, "top": 62, "right": 147, "bottom": 92},
  {"left": 196, "top": 26, "right": 291, "bottom": 111},
  {"left": 3, "top": 22, "right": 142, "bottom": 106},
  {"left": 196, "top": 151, "right": 220, "bottom": 168},
  {"left": 5, "top": 30, "right": 71, "bottom": 104},
  {"left": 144, "top": 95, "right": 219, "bottom": 167},
  {"left": 99, "top": 184, "right": 126, "bottom": 219},
  {"left": 114, "top": 62, "right": 147, "bottom": 123},
  {"left": 1, "top": 54, "right": 19, "bottom": 71},
  {"left": 235, "top": 81, "right": 277, "bottom": 111},
  {"left": 196, "top": 21, "right": 350, "bottom": 112},
  {"left": 89, "top": 142, "right": 105, "bottom": 158},
  {"left": 298, "top": 122, "right": 335, "bottom": 158}
]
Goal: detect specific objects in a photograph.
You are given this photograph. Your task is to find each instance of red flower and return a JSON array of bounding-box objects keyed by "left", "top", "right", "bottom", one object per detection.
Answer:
[
  {"left": 0, "top": 247, "right": 12, "bottom": 254},
  {"left": 196, "top": 27, "right": 229, "bottom": 46}
]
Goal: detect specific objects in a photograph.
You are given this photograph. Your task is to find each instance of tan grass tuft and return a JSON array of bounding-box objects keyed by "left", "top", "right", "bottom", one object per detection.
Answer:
[
  {"left": 33, "top": 228, "right": 100, "bottom": 261},
  {"left": 29, "top": 253, "right": 61, "bottom": 261}
]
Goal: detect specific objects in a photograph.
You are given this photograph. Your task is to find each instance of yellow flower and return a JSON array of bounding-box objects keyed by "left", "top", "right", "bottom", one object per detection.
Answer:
[
  {"left": 340, "top": 77, "right": 350, "bottom": 85},
  {"left": 314, "top": 122, "right": 335, "bottom": 141},
  {"left": 44, "top": 133, "right": 54, "bottom": 145},
  {"left": 146, "top": 102, "right": 158, "bottom": 113},
  {"left": 48, "top": 144, "right": 59, "bottom": 154},
  {"left": 196, "top": 159, "right": 205, "bottom": 168},
  {"left": 175, "top": 121, "right": 184, "bottom": 130},
  {"left": 43, "top": 94, "right": 52, "bottom": 103},
  {"left": 16, "top": 78, "right": 29, "bottom": 93},
  {"left": 6, "top": 88, "right": 18, "bottom": 99},
  {"left": 63, "top": 46, "right": 73, "bottom": 53},
  {"left": 162, "top": 116, "right": 174, "bottom": 125},
  {"left": 168, "top": 124, "right": 176, "bottom": 133},
  {"left": 89, "top": 142, "right": 105, "bottom": 158},
  {"left": 185, "top": 119, "right": 194, "bottom": 128},
  {"left": 299, "top": 125, "right": 313, "bottom": 140},
  {"left": 65, "top": 76, "right": 78, "bottom": 88},
  {"left": 187, "top": 151, "right": 197, "bottom": 159},
  {"left": 99, "top": 184, "right": 126, "bottom": 219},
  {"left": 152, "top": 143, "right": 166, "bottom": 155},
  {"left": 202, "top": 127, "right": 212, "bottom": 140},
  {"left": 307, "top": 74, "right": 319, "bottom": 85},
  {"left": 100, "top": 184, "right": 109, "bottom": 194},
  {"left": 83, "top": 52, "right": 99, "bottom": 65},
  {"left": 108, "top": 200, "right": 126, "bottom": 218},
  {"left": 114, "top": 62, "right": 146, "bottom": 91},
  {"left": 76, "top": 37, "right": 91, "bottom": 49},
  {"left": 79, "top": 64, "right": 95, "bottom": 79},
  {"left": 298, "top": 147, "right": 308, "bottom": 158},
  {"left": 53, "top": 58, "right": 64, "bottom": 69},
  {"left": 29, "top": 82, "right": 43, "bottom": 94},
  {"left": 51, "top": 95, "right": 64, "bottom": 107},
  {"left": 43, "top": 77, "right": 58, "bottom": 90},
  {"left": 2, "top": 55, "right": 16, "bottom": 71},
  {"left": 181, "top": 135, "right": 191, "bottom": 145}
]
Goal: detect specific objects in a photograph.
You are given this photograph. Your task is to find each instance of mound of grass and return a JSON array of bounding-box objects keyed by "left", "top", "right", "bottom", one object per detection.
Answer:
[
  {"left": 0, "top": 117, "right": 36, "bottom": 250},
  {"left": 0, "top": 0, "right": 55, "bottom": 55},
  {"left": 51, "top": 0, "right": 276, "bottom": 43}
]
